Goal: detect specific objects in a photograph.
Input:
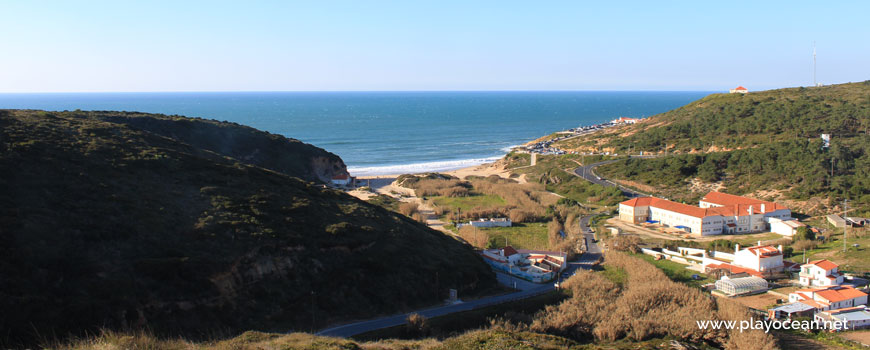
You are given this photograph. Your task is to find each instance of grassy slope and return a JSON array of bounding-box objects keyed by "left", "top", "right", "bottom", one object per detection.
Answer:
[
  {"left": 503, "top": 153, "right": 624, "bottom": 206},
  {"left": 582, "top": 81, "right": 870, "bottom": 212},
  {"left": 0, "top": 110, "right": 496, "bottom": 346},
  {"left": 61, "top": 329, "right": 704, "bottom": 350}
]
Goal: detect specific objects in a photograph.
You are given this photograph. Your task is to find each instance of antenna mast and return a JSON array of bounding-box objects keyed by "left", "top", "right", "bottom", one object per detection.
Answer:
[{"left": 813, "top": 42, "right": 817, "bottom": 86}]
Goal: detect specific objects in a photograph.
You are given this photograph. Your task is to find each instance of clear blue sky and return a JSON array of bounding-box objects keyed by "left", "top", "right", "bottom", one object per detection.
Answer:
[{"left": 1, "top": 1, "right": 868, "bottom": 92}]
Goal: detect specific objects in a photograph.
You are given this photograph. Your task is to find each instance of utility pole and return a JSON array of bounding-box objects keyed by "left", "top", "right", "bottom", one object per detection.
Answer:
[
  {"left": 310, "top": 290, "right": 316, "bottom": 333},
  {"left": 843, "top": 198, "right": 849, "bottom": 253}
]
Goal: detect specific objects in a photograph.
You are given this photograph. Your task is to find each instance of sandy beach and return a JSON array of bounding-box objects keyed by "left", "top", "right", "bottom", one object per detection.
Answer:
[
  {"left": 348, "top": 159, "right": 516, "bottom": 199},
  {"left": 345, "top": 159, "right": 524, "bottom": 235}
]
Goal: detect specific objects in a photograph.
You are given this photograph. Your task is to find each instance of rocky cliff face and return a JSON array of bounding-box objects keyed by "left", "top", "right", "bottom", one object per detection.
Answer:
[{"left": 98, "top": 113, "right": 348, "bottom": 182}]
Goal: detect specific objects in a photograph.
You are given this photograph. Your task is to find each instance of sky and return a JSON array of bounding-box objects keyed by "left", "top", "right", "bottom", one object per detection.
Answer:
[{"left": 1, "top": 1, "right": 868, "bottom": 92}]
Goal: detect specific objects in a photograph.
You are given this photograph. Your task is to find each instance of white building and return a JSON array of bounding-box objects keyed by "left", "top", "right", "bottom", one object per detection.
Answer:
[
  {"left": 331, "top": 174, "right": 353, "bottom": 186},
  {"left": 480, "top": 246, "right": 566, "bottom": 283},
  {"left": 769, "top": 217, "right": 807, "bottom": 237},
  {"left": 788, "top": 286, "right": 868, "bottom": 311},
  {"left": 815, "top": 308, "right": 870, "bottom": 330},
  {"left": 618, "top": 191, "right": 791, "bottom": 236},
  {"left": 610, "top": 117, "right": 641, "bottom": 124},
  {"left": 799, "top": 259, "right": 844, "bottom": 287},
  {"left": 729, "top": 86, "right": 748, "bottom": 94},
  {"left": 733, "top": 244, "right": 784, "bottom": 274},
  {"left": 481, "top": 246, "right": 524, "bottom": 265},
  {"left": 459, "top": 218, "right": 512, "bottom": 228}
]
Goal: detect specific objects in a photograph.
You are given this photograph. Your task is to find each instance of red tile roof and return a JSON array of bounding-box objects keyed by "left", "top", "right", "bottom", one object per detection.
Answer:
[
  {"left": 746, "top": 245, "right": 782, "bottom": 257},
  {"left": 502, "top": 246, "right": 519, "bottom": 257},
  {"left": 734, "top": 86, "right": 747, "bottom": 90},
  {"left": 805, "top": 259, "right": 839, "bottom": 271},
  {"left": 620, "top": 195, "right": 785, "bottom": 218},
  {"left": 699, "top": 191, "right": 788, "bottom": 213},
  {"left": 815, "top": 286, "right": 867, "bottom": 303},
  {"left": 706, "top": 263, "right": 764, "bottom": 277}
]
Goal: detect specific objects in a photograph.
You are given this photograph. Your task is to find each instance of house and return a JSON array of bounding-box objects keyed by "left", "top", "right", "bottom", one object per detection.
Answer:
[
  {"left": 732, "top": 243, "right": 784, "bottom": 275},
  {"left": 769, "top": 217, "right": 807, "bottom": 237},
  {"left": 714, "top": 275, "right": 768, "bottom": 296},
  {"left": 480, "top": 247, "right": 566, "bottom": 283},
  {"left": 815, "top": 307, "right": 870, "bottom": 330},
  {"left": 788, "top": 286, "right": 868, "bottom": 311},
  {"left": 847, "top": 217, "right": 867, "bottom": 227},
  {"left": 768, "top": 302, "right": 816, "bottom": 320},
  {"left": 799, "top": 259, "right": 843, "bottom": 287},
  {"left": 618, "top": 191, "right": 791, "bottom": 236},
  {"left": 821, "top": 134, "right": 831, "bottom": 148},
  {"left": 729, "top": 86, "right": 749, "bottom": 94},
  {"left": 702, "top": 243, "right": 785, "bottom": 277},
  {"left": 330, "top": 174, "right": 353, "bottom": 186},
  {"left": 610, "top": 117, "right": 640, "bottom": 124}
]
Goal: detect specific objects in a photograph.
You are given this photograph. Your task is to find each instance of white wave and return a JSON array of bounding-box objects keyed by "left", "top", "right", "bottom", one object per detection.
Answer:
[
  {"left": 348, "top": 156, "right": 503, "bottom": 177},
  {"left": 501, "top": 144, "right": 522, "bottom": 152}
]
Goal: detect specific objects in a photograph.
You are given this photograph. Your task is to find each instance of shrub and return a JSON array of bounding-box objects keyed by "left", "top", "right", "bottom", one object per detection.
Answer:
[
  {"left": 792, "top": 239, "right": 819, "bottom": 251},
  {"left": 405, "top": 313, "right": 430, "bottom": 337},
  {"left": 398, "top": 202, "right": 419, "bottom": 217}
]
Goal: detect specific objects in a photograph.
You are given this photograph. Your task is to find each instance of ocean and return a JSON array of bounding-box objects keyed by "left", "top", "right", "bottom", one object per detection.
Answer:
[{"left": 0, "top": 91, "right": 710, "bottom": 176}]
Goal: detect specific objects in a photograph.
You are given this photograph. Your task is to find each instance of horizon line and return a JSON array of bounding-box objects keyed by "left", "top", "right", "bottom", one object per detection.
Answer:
[{"left": 0, "top": 88, "right": 728, "bottom": 94}]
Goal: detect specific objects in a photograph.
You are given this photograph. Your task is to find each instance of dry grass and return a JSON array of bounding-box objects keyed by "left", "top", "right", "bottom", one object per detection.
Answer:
[
  {"left": 458, "top": 225, "right": 489, "bottom": 248},
  {"left": 728, "top": 292, "right": 782, "bottom": 310},
  {"left": 531, "top": 251, "right": 778, "bottom": 350},
  {"left": 55, "top": 330, "right": 442, "bottom": 350},
  {"left": 398, "top": 202, "right": 420, "bottom": 217},
  {"left": 405, "top": 175, "right": 559, "bottom": 224}
]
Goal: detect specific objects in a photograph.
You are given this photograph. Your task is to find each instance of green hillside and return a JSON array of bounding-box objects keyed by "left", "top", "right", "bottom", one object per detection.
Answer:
[
  {"left": 567, "top": 81, "right": 870, "bottom": 212},
  {"left": 0, "top": 110, "right": 496, "bottom": 346}
]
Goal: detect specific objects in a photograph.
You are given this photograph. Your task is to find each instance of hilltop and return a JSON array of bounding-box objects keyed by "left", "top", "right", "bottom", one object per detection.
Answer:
[
  {"left": 0, "top": 110, "right": 496, "bottom": 346},
  {"left": 554, "top": 81, "right": 870, "bottom": 213}
]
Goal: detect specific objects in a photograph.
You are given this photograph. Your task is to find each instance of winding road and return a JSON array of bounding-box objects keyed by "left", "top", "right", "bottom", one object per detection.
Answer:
[
  {"left": 573, "top": 156, "right": 656, "bottom": 198},
  {"left": 316, "top": 217, "right": 602, "bottom": 338},
  {"left": 317, "top": 155, "right": 646, "bottom": 337}
]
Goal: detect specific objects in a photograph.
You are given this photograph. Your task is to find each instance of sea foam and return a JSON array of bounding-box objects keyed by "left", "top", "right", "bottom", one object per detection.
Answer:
[{"left": 348, "top": 156, "right": 503, "bottom": 177}]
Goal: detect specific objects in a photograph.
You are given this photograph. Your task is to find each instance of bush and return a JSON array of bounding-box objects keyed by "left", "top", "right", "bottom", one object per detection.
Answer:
[
  {"left": 405, "top": 313, "right": 430, "bottom": 337},
  {"left": 792, "top": 239, "right": 819, "bottom": 251},
  {"left": 399, "top": 202, "right": 420, "bottom": 217},
  {"left": 794, "top": 226, "right": 815, "bottom": 241}
]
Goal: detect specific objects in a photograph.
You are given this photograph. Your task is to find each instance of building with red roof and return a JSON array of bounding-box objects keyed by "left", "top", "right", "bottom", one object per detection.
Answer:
[
  {"left": 729, "top": 86, "right": 749, "bottom": 94},
  {"left": 788, "top": 285, "right": 868, "bottom": 311},
  {"left": 800, "top": 259, "right": 844, "bottom": 287},
  {"left": 330, "top": 173, "right": 353, "bottom": 186},
  {"left": 618, "top": 191, "right": 792, "bottom": 236}
]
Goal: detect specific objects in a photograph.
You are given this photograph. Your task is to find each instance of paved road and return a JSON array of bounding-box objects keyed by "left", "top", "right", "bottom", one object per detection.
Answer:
[
  {"left": 578, "top": 214, "right": 602, "bottom": 264},
  {"left": 573, "top": 157, "right": 656, "bottom": 198},
  {"left": 316, "top": 271, "right": 556, "bottom": 337},
  {"left": 316, "top": 218, "right": 601, "bottom": 338}
]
